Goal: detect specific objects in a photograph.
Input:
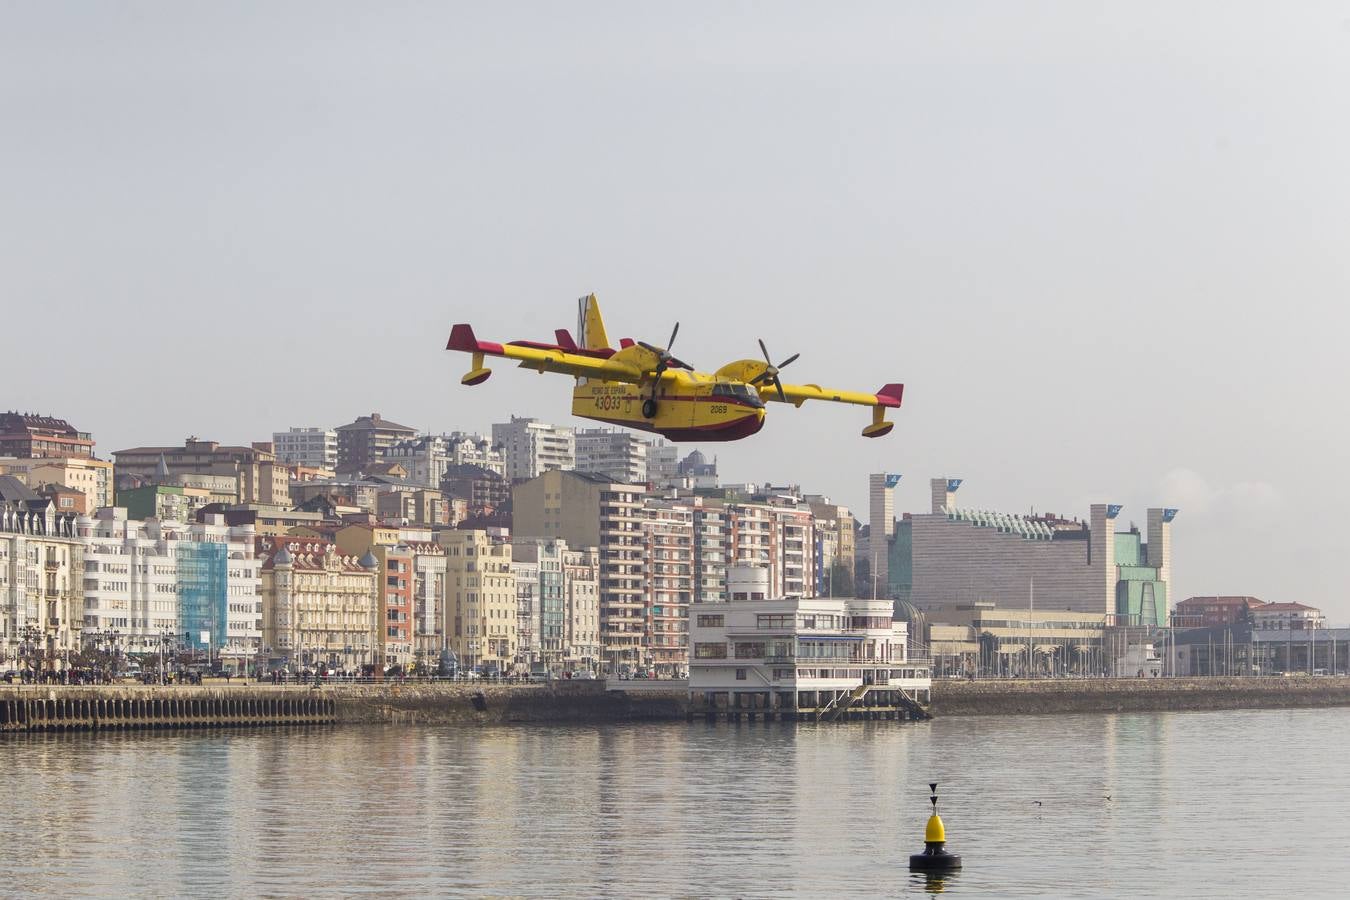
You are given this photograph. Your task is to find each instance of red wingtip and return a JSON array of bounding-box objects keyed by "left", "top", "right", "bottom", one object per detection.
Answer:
[
  {"left": 618, "top": 337, "right": 635, "bottom": 349},
  {"left": 875, "top": 383, "right": 904, "bottom": 408},
  {"left": 447, "top": 323, "right": 478, "bottom": 352}
]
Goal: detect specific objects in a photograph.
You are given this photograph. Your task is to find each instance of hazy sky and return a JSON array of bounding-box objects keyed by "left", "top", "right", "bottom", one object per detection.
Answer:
[{"left": 5, "top": 4, "right": 1348, "bottom": 616}]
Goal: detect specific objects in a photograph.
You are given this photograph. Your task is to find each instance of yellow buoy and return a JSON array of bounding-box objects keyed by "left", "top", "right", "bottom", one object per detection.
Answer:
[
  {"left": 925, "top": 814, "right": 945, "bottom": 844},
  {"left": 910, "top": 783, "right": 962, "bottom": 872}
]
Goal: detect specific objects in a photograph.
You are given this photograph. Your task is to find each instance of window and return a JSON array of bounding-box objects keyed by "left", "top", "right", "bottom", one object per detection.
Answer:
[
  {"left": 734, "top": 642, "right": 766, "bottom": 659},
  {"left": 757, "top": 613, "right": 792, "bottom": 629},
  {"left": 694, "top": 642, "right": 727, "bottom": 659},
  {"left": 851, "top": 616, "right": 892, "bottom": 630},
  {"left": 696, "top": 614, "right": 724, "bottom": 627},
  {"left": 735, "top": 668, "right": 747, "bottom": 680}
]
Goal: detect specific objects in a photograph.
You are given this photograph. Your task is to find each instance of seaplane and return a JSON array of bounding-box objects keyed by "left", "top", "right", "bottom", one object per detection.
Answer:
[{"left": 446, "top": 295, "right": 903, "bottom": 442}]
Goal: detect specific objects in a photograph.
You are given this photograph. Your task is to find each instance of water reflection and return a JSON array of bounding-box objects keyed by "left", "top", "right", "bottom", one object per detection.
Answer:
[
  {"left": 1, "top": 710, "right": 1347, "bottom": 897},
  {"left": 911, "top": 871, "right": 959, "bottom": 895}
]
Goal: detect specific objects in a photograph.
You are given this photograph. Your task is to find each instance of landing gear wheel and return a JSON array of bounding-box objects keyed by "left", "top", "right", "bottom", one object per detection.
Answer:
[{"left": 642, "top": 398, "right": 658, "bottom": 419}]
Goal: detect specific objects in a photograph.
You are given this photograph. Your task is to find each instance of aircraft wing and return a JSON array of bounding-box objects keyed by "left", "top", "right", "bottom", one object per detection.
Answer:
[
  {"left": 763, "top": 381, "right": 904, "bottom": 409},
  {"left": 760, "top": 381, "right": 904, "bottom": 437},
  {"left": 447, "top": 324, "right": 646, "bottom": 384}
]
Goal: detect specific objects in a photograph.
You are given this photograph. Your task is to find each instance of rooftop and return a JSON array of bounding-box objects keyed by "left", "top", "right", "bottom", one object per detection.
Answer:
[
  {"left": 334, "top": 413, "right": 416, "bottom": 434},
  {"left": 1179, "top": 596, "right": 1265, "bottom": 608}
]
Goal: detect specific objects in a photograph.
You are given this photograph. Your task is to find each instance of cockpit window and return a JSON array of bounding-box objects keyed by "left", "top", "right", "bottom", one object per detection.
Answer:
[{"left": 713, "top": 383, "right": 765, "bottom": 407}]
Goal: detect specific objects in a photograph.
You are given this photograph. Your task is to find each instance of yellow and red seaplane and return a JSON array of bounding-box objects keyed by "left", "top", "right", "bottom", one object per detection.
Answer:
[{"left": 446, "top": 295, "right": 903, "bottom": 442}]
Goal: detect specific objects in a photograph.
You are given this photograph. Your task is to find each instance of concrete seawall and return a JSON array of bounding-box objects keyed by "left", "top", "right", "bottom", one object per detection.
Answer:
[
  {"left": 5, "top": 678, "right": 1350, "bottom": 732},
  {"left": 0, "top": 682, "right": 687, "bottom": 732},
  {"left": 0, "top": 686, "right": 336, "bottom": 731},
  {"left": 930, "top": 676, "right": 1350, "bottom": 716},
  {"left": 330, "top": 682, "right": 687, "bottom": 726}
]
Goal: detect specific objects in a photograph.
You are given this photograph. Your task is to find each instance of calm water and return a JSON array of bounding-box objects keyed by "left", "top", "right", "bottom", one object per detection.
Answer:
[{"left": 3, "top": 708, "right": 1346, "bottom": 897}]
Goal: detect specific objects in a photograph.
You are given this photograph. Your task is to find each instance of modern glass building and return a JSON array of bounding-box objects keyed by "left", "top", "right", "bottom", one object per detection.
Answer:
[
  {"left": 177, "top": 540, "right": 228, "bottom": 652},
  {"left": 1114, "top": 528, "right": 1168, "bottom": 627}
]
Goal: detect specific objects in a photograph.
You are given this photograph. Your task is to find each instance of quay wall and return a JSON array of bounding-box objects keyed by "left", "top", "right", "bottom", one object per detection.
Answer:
[
  {"left": 930, "top": 676, "right": 1350, "bottom": 717},
  {"left": 0, "top": 682, "right": 686, "bottom": 732},
  {"left": 5, "top": 678, "right": 1350, "bottom": 732},
  {"left": 329, "top": 682, "right": 687, "bottom": 726}
]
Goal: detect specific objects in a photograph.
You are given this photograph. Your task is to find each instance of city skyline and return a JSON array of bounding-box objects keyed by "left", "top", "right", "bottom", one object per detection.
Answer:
[{"left": 7, "top": 3, "right": 1345, "bottom": 615}]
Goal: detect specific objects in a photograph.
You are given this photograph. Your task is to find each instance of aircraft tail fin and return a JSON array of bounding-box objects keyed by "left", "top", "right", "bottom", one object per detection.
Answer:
[
  {"left": 554, "top": 329, "right": 578, "bottom": 351},
  {"left": 576, "top": 293, "right": 611, "bottom": 350},
  {"left": 875, "top": 383, "right": 905, "bottom": 408},
  {"left": 447, "top": 323, "right": 478, "bottom": 352}
]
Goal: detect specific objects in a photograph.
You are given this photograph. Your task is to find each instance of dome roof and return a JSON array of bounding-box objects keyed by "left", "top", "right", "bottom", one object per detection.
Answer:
[
  {"left": 359, "top": 550, "right": 380, "bottom": 569},
  {"left": 892, "top": 596, "right": 927, "bottom": 634},
  {"left": 274, "top": 546, "right": 293, "bottom": 565}
]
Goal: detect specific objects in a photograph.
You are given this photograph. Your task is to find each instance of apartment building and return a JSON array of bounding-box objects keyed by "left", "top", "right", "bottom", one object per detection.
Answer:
[
  {"left": 112, "top": 438, "right": 289, "bottom": 506},
  {"left": 692, "top": 501, "right": 728, "bottom": 603},
  {"left": 574, "top": 428, "right": 647, "bottom": 485},
  {"left": 0, "top": 456, "right": 114, "bottom": 510},
  {"left": 492, "top": 417, "right": 574, "bottom": 483},
  {"left": 334, "top": 412, "right": 417, "bottom": 474},
  {"left": 383, "top": 432, "right": 505, "bottom": 488},
  {"left": 408, "top": 541, "right": 447, "bottom": 664},
  {"left": 512, "top": 470, "right": 645, "bottom": 671},
  {"left": 257, "top": 537, "right": 380, "bottom": 672},
  {"left": 562, "top": 547, "right": 602, "bottom": 671},
  {"left": 0, "top": 412, "right": 94, "bottom": 459},
  {"left": 79, "top": 508, "right": 262, "bottom": 672},
  {"left": 0, "top": 477, "right": 83, "bottom": 670},
  {"left": 438, "top": 530, "right": 517, "bottom": 672},
  {"left": 440, "top": 463, "right": 509, "bottom": 513},
  {"left": 272, "top": 427, "right": 338, "bottom": 470},
  {"left": 332, "top": 525, "right": 414, "bottom": 671},
  {"left": 642, "top": 502, "right": 693, "bottom": 675},
  {"left": 511, "top": 555, "right": 539, "bottom": 665}
]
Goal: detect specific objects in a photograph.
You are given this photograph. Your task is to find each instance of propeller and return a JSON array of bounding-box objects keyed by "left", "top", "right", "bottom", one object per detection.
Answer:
[
  {"left": 750, "top": 338, "right": 799, "bottom": 402},
  {"left": 638, "top": 322, "right": 693, "bottom": 376},
  {"left": 635, "top": 322, "right": 692, "bottom": 413}
]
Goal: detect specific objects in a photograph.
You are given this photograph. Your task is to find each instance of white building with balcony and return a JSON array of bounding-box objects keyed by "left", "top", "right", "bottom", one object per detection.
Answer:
[
  {"left": 78, "top": 508, "right": 262, "bottom": 672},
  {"left": 272, "top": 427, "right": 338, "bottom": 470},
  {"left": 492, "top": 417, "right": 574, "bottom": 483},
  {"left": 689, "top": 565, "right": 930, "bottom": 720}
]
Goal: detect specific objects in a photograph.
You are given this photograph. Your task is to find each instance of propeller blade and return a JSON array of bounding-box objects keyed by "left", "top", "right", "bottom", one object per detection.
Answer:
[
  {"left": 638, "top": 340, "right": 660, "bottom": 354},
  {"left": 774, "top": 378, "right": 787, "bottom": 402},
  {"left": 669, "top": 357, "right": 693, "bottom": 371},
  {"left": 758, "top": 338, "right": 772, "bottom": 365},
  {"left": 668, "top": 322, "right": 680, "bottom": 351},
  {"left": 750, "top": 371, "right": 771, "bottom": 384},
  {"left": 777, "top": 353, "right": 800, "bottom": 369}
]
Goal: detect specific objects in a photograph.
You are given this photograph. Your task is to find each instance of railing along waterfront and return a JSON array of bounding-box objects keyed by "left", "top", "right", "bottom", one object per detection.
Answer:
[{"left": 759, "top": 656, "right": 931, "bottom": 666}]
